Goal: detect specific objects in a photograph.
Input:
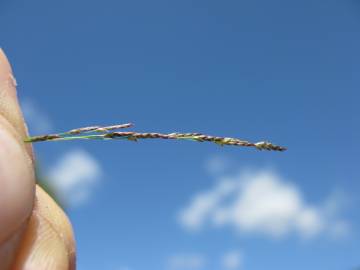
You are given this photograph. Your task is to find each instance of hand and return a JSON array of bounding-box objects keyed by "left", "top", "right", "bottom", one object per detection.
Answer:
[{"left": 0, "top": 49, "right": 76, "bottom": 270}]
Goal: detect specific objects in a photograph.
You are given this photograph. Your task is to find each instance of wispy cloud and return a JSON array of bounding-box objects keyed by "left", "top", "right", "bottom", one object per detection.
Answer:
[
  {"left": 221, "top": 250, "right": 243, "bottom": 270},
  {"left": 21, "top": 98, "right": 53, "bottom": 134},
  {"left": 178, "top": 169, "right": 349, "bottom": 239},
  {"left": 48, "top": 149, "right": 103, "bottom": 207},
  {"left": 166, "top": 254, "right": 206, "bottom": 270},
  {"left": 204, "top": 156, "right": 232, "bottom": 175},
  {"left": 166, "top": 251, "right": 244, "bottom": 270}
]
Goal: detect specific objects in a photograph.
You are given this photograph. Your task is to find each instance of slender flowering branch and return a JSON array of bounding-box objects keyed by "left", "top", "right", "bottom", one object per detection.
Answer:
[
  {"left": 60, "top": 123, "right": 134, "bottom": 136},
  {"left": 24, "top": 123, "right": 286, "bottom": 151}
]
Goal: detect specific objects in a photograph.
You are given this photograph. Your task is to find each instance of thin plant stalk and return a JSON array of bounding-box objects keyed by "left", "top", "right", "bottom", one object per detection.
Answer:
[{"left": 24, "top": 123, "right": 286, "bottom": 151}]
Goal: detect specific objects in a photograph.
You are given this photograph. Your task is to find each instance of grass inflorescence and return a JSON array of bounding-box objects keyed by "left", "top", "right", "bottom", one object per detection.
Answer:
[{"left": 24, "top": 123, "right": 286, "bottom": 151}]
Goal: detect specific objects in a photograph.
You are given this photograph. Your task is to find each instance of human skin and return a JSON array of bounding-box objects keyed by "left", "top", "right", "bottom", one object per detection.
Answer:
[{"left": 0, "top": 49, "right": 76, "bottom": 270}]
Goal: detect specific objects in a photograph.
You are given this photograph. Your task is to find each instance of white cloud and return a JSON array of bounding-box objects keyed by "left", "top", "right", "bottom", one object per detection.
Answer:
[
  {"left": 221, "top": 250, "right": 243, "bottom": 270},
  {"left": 48, "top": 149, "right": 102, "bottom": 207},
  {"left": 21, "top": 98, "right": 53, "bottom": 133},
  {"left": 178, "top": 169, "right": 349, "bottom": 239},
  {"left": 204, "top": 156, "right": 232, "bottom": 175},
  {"left": 178, "top": 178, "right": 237, "bottom": 231},
  {"left": 167, "top": 254, "right": 206, "bottom": 270}
]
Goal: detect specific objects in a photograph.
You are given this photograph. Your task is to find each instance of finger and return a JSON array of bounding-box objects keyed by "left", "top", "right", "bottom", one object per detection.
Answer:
[
  {"left": 0, "top": 49, "right": 34, "bottom": 160},
  {"left": 0, "top": 49, "right": 35, "bottom": 268},
  {"left": 13, "top": 185, "right": 76, "bottom": 270}
]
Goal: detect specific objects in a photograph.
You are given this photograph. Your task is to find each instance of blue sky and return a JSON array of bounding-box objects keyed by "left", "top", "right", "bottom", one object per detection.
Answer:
[{"left": 1, "top": 0, "right": 359, "bottom": 269}]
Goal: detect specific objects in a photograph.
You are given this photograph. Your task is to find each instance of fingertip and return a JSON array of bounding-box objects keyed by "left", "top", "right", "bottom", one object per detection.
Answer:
[
  {"left": 0, "top": 48, "right": 34, "bottom": 161},
  {"left": 0, "top": 48, "right": 16, "bottom": 97},
  {"left": 13, "top": 186, "right": 76, "bottom": 270},
  {"left": 0, "top": 49, "right": 36, "bottom": 262},
  {"left": 0, "top": 48, "right": 13, "bottom": 73},
  {"left": 35, "top": 186, "right": 76, "bottom": 257},
  {"left": 0, "top": 124, "right": 35, "bottom": 245},
  {"left": 12, "top": 213, "right": 70, "bottom": 270}
]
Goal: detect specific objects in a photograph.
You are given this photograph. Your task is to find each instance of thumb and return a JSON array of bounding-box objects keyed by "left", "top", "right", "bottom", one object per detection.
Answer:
[{"left": 0, "top": 48, "right": 35, "bottom": 268}]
